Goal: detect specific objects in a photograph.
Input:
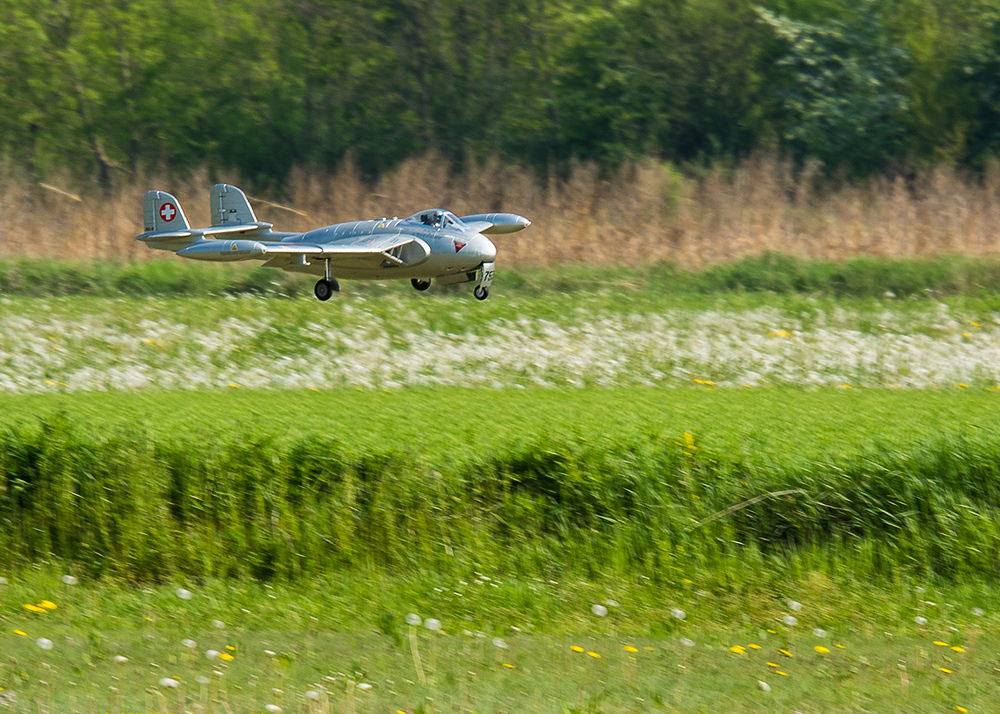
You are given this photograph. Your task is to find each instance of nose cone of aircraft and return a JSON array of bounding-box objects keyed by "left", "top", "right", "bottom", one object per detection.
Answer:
[
  {"left": 474, "top": 234, "right": 497, "bottom": 262},
  {"left": 515, "top": 215, "right": 531, "bottom": 230}
]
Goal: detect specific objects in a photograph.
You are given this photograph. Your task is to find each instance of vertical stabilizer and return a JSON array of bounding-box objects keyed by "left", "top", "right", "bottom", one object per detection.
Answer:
[
  {"left": 143, "top": 190, "right": 190, "bottom": 233},
  {"left": 211, "top": 184, "right": 258, "bottom": 226}
]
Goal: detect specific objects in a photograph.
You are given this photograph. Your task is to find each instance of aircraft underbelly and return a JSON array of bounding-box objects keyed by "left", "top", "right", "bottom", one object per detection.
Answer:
[{"left": 280, "top": 246, "right": 481, "bottom": 279}]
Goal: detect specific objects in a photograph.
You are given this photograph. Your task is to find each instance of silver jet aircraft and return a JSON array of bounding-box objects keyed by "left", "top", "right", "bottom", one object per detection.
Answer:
[{"left": 136, "top": 184, "right": 530, "bottom": 300}]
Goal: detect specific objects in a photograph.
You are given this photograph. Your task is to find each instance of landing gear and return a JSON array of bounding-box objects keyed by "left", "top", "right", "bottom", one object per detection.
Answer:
[
  {"left": 411, "top": 278, "right": 431, "bottom": 291},
  {"left": 473, "top": 261, "right": 495, "bottom": 301},
  {"left": 314, "top": 259, "right": 339, "bottom": 301},
  {"left": 314, "top": 278, "right": 339, "bottom": 301}
]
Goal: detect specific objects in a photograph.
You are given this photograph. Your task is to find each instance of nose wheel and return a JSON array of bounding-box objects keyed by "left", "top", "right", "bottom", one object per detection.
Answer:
[
  {"left": 411, "top": 279, "right": 431, "bottom": 291},
  {"left": 473, "top": 262, "right": 494, "bottom": 301}
]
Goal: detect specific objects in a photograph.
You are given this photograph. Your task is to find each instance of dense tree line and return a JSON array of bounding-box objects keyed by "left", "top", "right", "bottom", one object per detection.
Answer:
[{"left": 3, "top": 0, "right": 1000, "bottom": 188}]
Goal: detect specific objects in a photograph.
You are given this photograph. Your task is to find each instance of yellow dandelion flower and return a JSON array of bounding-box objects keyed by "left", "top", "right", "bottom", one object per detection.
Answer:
[
  {"left": 940, "top": 667, "right": 952, "bottom": 674},
  {"left": 748, "top": 643, "right": 761, "bottom": 650},
  {"left": 779, "top": 649, "right": 793, "bottom": 657},
  {"left": 23, "top": 604, "right": 45, "bottom": 613},
  {"left": 570, "top": 645, "right": 584, "bottom": 653},
  {"left": 13, "top": 630, "right": 26, "bottom": 636},
  {"left": 729, "top": 645, "right": 746, "bottom": 654},
  {"left": 776, "top": 670, "right": 788, "bottom": 676},
  {"left": 682, "top": 578, "right": 693, "bottom": 584},
  {"left": 957, "top": 707, "right": 969, "bottom": 713},
  {"left": 835, "top": 644, "right": 846, "bottom": 649},
  {"left": 502, "top": 663, "right": 516, "bottom": 669},
  {"left": 587, "top": 651, "right": 601, "bottom": 659},
  {"left": 38, "top": 601, "right": 57, "bottom": 610},
  {"left": 766, "top": 629, "right": 777, "bottom": 634},
  {"left": 814, "top": 646, "right": 830, "bottom": 654},
  {"left": 951, "top": 646, "right": 965, "bottom": 653},
  {"left": 934, "top": 641, "right": 948, "bottom": 646},
  {"left": 228, "top": 382, "right": 240, "bottom": 388},
  {"left": 766, "top": 662, "right": 779, "bottom": 668},
  {"left": 623, "top": 646, "right": 638, "bottom": 653},
  {"left": 219, "top": 653, "right": 234, "bottom": 661},
  {"left": 226, "top": 645, "right": 236, "bottom": 651},
  {"left": 643, "top": 646, "right": 656, "bottom": 651}
]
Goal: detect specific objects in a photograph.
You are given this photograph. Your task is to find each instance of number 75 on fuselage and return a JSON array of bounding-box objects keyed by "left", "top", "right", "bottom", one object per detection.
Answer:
[{"left": 135, "top": 184, "right": 531, "bottom": 301}]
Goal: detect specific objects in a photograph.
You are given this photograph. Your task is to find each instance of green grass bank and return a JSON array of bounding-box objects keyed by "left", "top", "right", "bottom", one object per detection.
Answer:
[
  {"left": 1, "top": 388, "right": 999, "bottom": 585},
  {"left": 6, "top": 252, "right": 1000, "bottom": 300}
]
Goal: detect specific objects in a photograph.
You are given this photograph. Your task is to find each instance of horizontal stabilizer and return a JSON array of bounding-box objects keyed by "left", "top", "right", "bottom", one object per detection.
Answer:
[{"left": 136, "top": 222, "right": 273, "bottom": 242}]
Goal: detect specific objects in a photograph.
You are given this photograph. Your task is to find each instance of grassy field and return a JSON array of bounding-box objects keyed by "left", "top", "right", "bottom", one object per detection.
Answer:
[
  {"left": 0, "top": 568, "right": 995, "bottom": 713},
  {"left": 3, "top": 258, "right": 1000, "bottom": 710}
]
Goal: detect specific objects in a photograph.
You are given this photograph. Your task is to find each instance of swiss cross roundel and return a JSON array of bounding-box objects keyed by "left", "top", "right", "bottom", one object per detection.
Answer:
[{"left": 159, "top": 202, "right": 177, "bottom": 222}]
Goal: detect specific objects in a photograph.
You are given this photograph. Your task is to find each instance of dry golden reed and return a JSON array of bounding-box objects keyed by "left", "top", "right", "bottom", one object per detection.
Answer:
[{"left": 2, "top": 153, "right": 1000, "bottom": 268}]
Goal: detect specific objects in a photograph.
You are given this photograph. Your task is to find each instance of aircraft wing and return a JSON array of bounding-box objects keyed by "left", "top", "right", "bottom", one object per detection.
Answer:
[
  {"left": 462, "top": 221, "right": 495, "bottom": 234},
  {"left": 263, "top": 234, "right": 430, "bottom": 269}
]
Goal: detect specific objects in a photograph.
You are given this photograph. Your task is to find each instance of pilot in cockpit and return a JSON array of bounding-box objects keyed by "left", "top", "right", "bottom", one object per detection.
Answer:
[{"left": 420, "top": 211, "right": 453, "bottom": 228}]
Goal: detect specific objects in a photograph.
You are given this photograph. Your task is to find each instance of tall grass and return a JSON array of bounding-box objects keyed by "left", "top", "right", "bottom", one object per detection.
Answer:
[
  {"left": 4, "top": 154, "right": 1000, "bottom": 267},
  {"left": 3, "top": 415, "right": 999, "bottom": 584}
]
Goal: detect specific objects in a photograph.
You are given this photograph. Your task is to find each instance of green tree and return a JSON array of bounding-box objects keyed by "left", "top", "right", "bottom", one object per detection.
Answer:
[{"left": 758, "top": 3, "right": 911, "bottom": 173}]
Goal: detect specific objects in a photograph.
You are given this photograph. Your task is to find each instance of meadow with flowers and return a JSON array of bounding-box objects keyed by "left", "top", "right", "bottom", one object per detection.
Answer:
[{"left": 2, "top": 257, "right": 1000, "bottom": 711}]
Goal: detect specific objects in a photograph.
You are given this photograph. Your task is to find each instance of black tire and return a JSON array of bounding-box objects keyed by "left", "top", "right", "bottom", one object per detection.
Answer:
[
  {"left": 473, "top": 286, "right": 489, "bottom": 301},
  {"left": 411, "top": 278, "right": 431, "bottom": 291},
  {"left": 314, "top": 279, "right": 335, "bottom": 301}
]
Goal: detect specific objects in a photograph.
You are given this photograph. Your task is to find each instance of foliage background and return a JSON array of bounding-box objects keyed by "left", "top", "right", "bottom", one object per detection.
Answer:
[{"left": 5, "top": 0, "right": 1000, "bottom": 189}]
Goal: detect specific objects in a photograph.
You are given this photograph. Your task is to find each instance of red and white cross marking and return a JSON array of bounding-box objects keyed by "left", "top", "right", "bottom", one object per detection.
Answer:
[{"left": 159, "top": 202, "right": 177, "bottom": 222}]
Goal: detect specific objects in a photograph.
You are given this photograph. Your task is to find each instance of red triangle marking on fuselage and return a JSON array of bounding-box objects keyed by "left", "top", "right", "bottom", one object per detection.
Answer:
[{"left": 453, "top": 241, "right": 467, "bottom": 253}]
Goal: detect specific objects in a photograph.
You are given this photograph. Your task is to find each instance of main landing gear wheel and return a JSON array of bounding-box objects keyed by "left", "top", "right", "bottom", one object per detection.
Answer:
[
  {"left": 411, "top": 278, "right": 431, "bottom": 291},
  {"left": 314, "top": 278, "right": 339, "bottom": 301},
  {"left": 473, "top": 286, "right": 489, "bottom": 301}
]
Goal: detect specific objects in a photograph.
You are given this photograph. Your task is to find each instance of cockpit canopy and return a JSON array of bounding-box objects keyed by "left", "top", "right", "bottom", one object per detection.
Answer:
[{"left": 407, "top": 209, "right": 465, "bottom": 229}]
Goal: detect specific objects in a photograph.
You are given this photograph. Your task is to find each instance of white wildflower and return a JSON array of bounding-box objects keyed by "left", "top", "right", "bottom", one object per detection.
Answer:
[
  {"left": 788, "top": 600, "right": 802, "bottom": 611},
  {"left": 914, "top": 616, "right": 928, "bottom": 626},
  {"left": 36, "top": 638, "right": 53, "bottom": 651},
  {"left": 176, "top": 588, "right": 192, "bottom": 600},
  {"left": 405, "top": 613, "right": 422, "bottom": 626},
  {"left": 424, "top": 618, "right": 441, "bottom": 631},
  {"left": 158, "top": 678, "right": 179, "bottom": 689},
  {"left": 782, "top": 615, "right": 798, "bottom": 627},
  {"left": 758, "top": 680, "right": 771, "bottom": 692},
  {"left": 61, "top": 575, "right": 77, "bottom": 585},
  {"left": 671, "top": 608, "right": 686, "bottom": 621},
  {"left": 591, "top": 604, "right": 608, "bottom": 617}
]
